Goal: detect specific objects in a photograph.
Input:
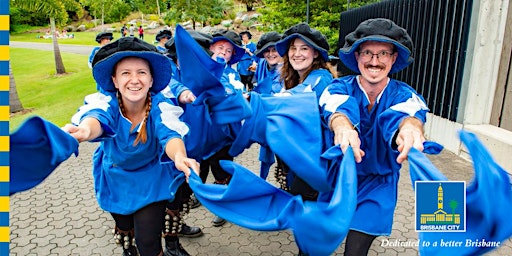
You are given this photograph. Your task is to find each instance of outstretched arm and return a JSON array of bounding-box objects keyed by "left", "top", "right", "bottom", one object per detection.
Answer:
[
  {"left": 165, "top": 138, "right": 200, "bottom": 180},
  {"left": 395, "top": 117, "right": 425, "bottom": 164},
  {"left": 329, "top": 113, "right": 365, "bottom": 163},
  {"left": 62, "top": 117, "right": 103, "bottom": 143}
]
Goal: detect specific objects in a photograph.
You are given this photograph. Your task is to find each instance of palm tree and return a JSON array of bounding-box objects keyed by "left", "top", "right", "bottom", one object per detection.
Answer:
[
  {"left": 11, "top": 0, "right": 82, "bottom": 74},
  {"left": 9, "top": 63, "right": 23, "bottom": 113},
  {"left": 449, "top": 199, "right": 458, "bottom": 223}
]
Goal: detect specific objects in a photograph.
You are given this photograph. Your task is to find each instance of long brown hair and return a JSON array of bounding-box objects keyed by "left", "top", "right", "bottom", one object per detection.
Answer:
[
  {"left": 116, "top": 90, "right": 152, "bottom": 146},
  {"left": 280, "top": 42, "right": 337, "bottom": 89}
]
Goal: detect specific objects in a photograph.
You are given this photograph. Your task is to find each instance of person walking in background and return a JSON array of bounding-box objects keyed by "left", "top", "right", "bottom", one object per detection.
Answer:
[
  {"left": 88, "top": 32, "right": 113, "bottom": 69},
  {"left": 237, "top": 31, "right": 257, "bottom": 91},
  {"left": 156, "top": 29, "right": 173, "bottom": 53},
  {"left": 139, "top": 25, "right": 144, "bottom": 40},
  {"left": 129, "top": 24, "right": 135, "bottom": 37},
  {"left": 120, "top": 24, "right": 127, "bottom": 37},
  {"left": 62, "top": 37, "right": 199, "bottom": 256},
  {"left": 319, "top": 18, "right": 428, "bottom": 256}
]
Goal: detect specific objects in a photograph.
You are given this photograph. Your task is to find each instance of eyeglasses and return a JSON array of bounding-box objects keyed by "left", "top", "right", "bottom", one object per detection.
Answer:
[{"left": 358, "top": 50, "right": 395, "bottom": 62}]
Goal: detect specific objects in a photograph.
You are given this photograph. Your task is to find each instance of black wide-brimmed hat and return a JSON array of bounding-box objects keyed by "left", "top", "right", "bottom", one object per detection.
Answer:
[
  {"left": 211, "top": 29, "right": 245, "bottom": 64},
  {"left": 166, "top": 30, "right": 213, "bottom": 58},
  {"left": 92, "top": 37, "right": 171, "bottom": 93},
  {"left": 339, "top": 18, "right": 414, "bottom": 74},
  {"left": 275, "top": 23, "right": 329, "bottom": 61},
  {"left": 95, "top": 32, "right": 113, "bottom": 43},
  {"left": 254, "top": 31, "right": 282, "bottom": 58},
  {"left": 155, "top": 29, "right": 173, "bottom": 41}
]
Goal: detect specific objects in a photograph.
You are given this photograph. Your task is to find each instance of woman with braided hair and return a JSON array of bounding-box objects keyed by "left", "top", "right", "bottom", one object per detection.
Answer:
[{"left": 62, "top": 37, "right": 199, "bottom": 256}]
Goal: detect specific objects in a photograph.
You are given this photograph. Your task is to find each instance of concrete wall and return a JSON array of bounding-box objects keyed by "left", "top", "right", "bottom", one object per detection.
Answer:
[{"left": 427, "top": 0, "right": 512, "bottom": 171}]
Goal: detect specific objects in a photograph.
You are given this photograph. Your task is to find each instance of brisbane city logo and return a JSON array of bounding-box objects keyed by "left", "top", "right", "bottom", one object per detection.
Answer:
[{"left": 415, "top": 181, "right": 466, "bottom": 232}]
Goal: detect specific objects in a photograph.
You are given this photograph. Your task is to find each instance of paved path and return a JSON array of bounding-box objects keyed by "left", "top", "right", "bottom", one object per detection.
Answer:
[
  {"left": 9, "top": 142, "right": 512, "bottom": 255},
  {"left": 10, "top": 41, "right": 93, "bottom": 55}
]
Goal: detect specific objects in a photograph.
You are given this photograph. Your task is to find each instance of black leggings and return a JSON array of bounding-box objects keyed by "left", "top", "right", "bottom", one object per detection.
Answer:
[
  {"left": 111, "top": 200, "right": 167, "bottom": 256},
  {"left": 240, "top": 74, "right": 254, "bottom": 91},
  {"left": 344, "top": 230, "right": 377, "bottom": 256},
  {"left": 199, "top": 146, "right": 233, "bottom": 183}
]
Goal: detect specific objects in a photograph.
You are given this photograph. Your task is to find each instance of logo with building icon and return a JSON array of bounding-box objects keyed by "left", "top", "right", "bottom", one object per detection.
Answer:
[{"left": 415, "top": 181, "right": 466, "bottom": 232}]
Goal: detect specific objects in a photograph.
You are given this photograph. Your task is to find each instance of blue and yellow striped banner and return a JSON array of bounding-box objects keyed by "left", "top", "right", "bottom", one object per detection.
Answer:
[{"left": 0, "top": 0, "right": 8, "bottom": 255}]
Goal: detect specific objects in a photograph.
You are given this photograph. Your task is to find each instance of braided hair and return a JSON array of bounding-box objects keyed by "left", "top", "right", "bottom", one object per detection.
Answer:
[{"left": 116, "top": 90, "right": 152, "bottom": 146}]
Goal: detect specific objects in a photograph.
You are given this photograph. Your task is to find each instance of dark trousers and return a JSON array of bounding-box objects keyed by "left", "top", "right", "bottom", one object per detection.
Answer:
[
  {"left": 199, "top": 146, "right": 233, "bottom": 184},
  {"left": 240, "top": 74, "right": 254, "bottom": 91},
  {"left": 111, "top": 200, "right": 167, "bottom": 256}
]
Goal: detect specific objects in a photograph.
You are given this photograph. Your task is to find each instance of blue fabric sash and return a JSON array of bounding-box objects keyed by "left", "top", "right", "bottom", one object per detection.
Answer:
[
  {"left": 170, "top": 146, "right": 357, "bottom": 255},
  {"left": 10, "top": 116, "right": 79, "bottom": 195},
  {"left": 409, "top": 130, "right": 512, "bottom": 255}
]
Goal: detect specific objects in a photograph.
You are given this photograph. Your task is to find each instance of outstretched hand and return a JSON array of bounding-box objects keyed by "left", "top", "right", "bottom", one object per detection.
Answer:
[
  {"left": 330, "top": 113, "right": 365, "bottom": 163},
  {"left": 395, "top": 118, "right": 425, "bottom": 164},
  {"left": 61, "top": 123, "right": 91, "bottom": 143},
  {"left": 174, "top": 153, "right": 200, "bottom": 182}
]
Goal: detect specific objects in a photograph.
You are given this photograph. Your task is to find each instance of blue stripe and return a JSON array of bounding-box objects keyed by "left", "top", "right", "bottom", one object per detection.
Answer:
[
  {"left": 0, "top": 212, "right": 7, "bottom": 226},
  {"left": 0, "top": 62, "right": 7, "bottom": 75},
  {"left": 0, "top": 91, "right": 7, "bottom": 106},
  {"left": 0, "top": 243, "right": 8, "bottom": 255},
  {"left": 0, "top": 31, "right": 8, "bottom": 45},
  {"left": 0, "top": 182, "right": 7, "bottom": 196},
  {"left": 0, "top": 2, "right": 8, "bottom": 15},
  {"left": 0, "top": 152, "right": 7, "bottom": 166},
  {"left": 0, "top": 122, "right": 7, "bottom": 136}
]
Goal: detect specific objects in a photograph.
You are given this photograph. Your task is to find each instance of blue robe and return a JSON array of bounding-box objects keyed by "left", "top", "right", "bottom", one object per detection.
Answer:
[
  {"left": 319, "top": 75, "right": 429, "bottom": 235},
  {"left": 71, "top": 91, "right": 189, "bottom": 214}
]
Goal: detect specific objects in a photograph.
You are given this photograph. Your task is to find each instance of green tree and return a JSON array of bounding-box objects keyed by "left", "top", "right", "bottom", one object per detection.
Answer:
[
  {"left": 9, "top": 63, "right": 24, "bottom": 113},
  {"left": 11, "top": 0, "right": 82, "bottom": 74},
  {"left": 163, "top": 0, "right": 233, "bottom": 29},
  {"left": 258, "top": 0, "right": 380, "bottom": 55}
]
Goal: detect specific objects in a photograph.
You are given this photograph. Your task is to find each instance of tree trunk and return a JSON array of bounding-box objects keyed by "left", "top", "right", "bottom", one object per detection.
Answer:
[
  {"left": 50, "top": 17, "right": 66, "bottom": 74},
  {"left": 9, "top": 63, "right": 24, "bottom": 113}
]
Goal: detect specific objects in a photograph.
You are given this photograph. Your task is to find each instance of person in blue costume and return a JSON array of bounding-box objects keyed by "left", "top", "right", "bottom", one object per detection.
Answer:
[
  {"left": 319, "top": 18, "right": 428, "bottom": 256},
  {"left": 194, "top": 29, "right": 245, "bottom": 227},
  {"left": 161, "top": 30, "right": 216, "bottom": 239},
  {"left": 156, "top": 29, "right": 173, "bottom": 53},
  {"left": 61, "top": 37, "right": 199, "bottom": 256},
  {"left": 88, "top": 32, "right": 113, "bottom": 69},
  {"left": 271, "top": 23, "right": 337, "bottom": 208},
  {"left": 252, "top": 31, "right": 283, "bottom": 95},
  {"left": 237, "top": 31, "right": 257, "bottom": 91}
]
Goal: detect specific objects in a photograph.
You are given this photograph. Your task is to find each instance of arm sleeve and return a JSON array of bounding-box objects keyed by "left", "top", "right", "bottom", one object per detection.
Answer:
[
  {"left": 319, "top": 79, "right": 361, "bottom": 130},
  {"left": 71, "top": 92, "right": 116, "bottom": 139}
]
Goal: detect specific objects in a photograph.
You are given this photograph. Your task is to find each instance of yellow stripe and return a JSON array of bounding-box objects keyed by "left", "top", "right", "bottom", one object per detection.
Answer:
[
  {"left": 0, "top": 167, "right": 8, "bottom": 182},
  {"left": 0, "top": 137, "right": 7, "bottom": 151},
  {"left": 0, "top": 106, "right": 7, "bottom": 121},
  {"left": 0, "top": 76, "right": 7, "bottom": 91},
  {"left": 0, "top": 46, "right": 7, "bottom": 61},
  {"left": 0, "top": 226, "right": 8, "bottom": 242},
  {"left": 0, "top": 197, "right": 8, "bottom": 212},
  {"left": 0, "top": 16, "right": 8, "bottom": 31}
]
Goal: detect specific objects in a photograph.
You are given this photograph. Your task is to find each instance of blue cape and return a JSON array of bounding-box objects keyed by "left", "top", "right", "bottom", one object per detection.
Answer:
[
  {"left": 10, "top": 116, "right": 79, "bottom": 195},
  {"left": 408, "top": 130, "right": 512, "bottom": 255},
  {"left": 229, "top": 92, "right": 333, "bottom": 191},
  {"left": 171, "top": 146, "right": 357, "bottom": 255}
]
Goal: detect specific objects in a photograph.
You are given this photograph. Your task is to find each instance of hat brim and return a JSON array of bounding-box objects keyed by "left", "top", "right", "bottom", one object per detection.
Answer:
[
  {"left": 255, "top": 42, "right": 278, "bottom": 58},
  {"left": 275, "top": 33, "right": 329, "bottom": 61},
  {"left": 338, "top": 35, "right": 413, "bottom": 74},
  {"left": 211, "top": 37, "right": 245, "bottom": 64},
  {"left": 93, "top": 51, "right": 172, "bottom": 93}
]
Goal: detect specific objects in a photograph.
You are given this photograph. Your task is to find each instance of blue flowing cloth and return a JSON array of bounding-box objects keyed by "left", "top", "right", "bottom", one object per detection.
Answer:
[
  {"left": 170, "top": 146, "right": 357, "bottom": 255},
  {"left": 408, "top": 130, "right": 512, "bottom": 255},
  {"left": 10, "top": 116, "right": 79, "bottom": 195},
  {"left": 229, "top": 92, "right": 334, "bottom": 191}
]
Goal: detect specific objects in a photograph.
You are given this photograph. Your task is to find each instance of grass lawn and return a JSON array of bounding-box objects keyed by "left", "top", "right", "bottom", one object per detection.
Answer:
[{"left": 10, "top": 48, "right": 97, "bottom": 132}]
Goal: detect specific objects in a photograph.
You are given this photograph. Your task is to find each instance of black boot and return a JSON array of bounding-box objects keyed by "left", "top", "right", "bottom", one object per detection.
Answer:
[
  {"left": 113, "top": 226, "right": 137, "bottom": 256},
  {"left": 163, "top": 240, "right": 190, "bottom": 256},
  {"left": 178, "top": 223, "right": 203, "bottom": 238}
]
